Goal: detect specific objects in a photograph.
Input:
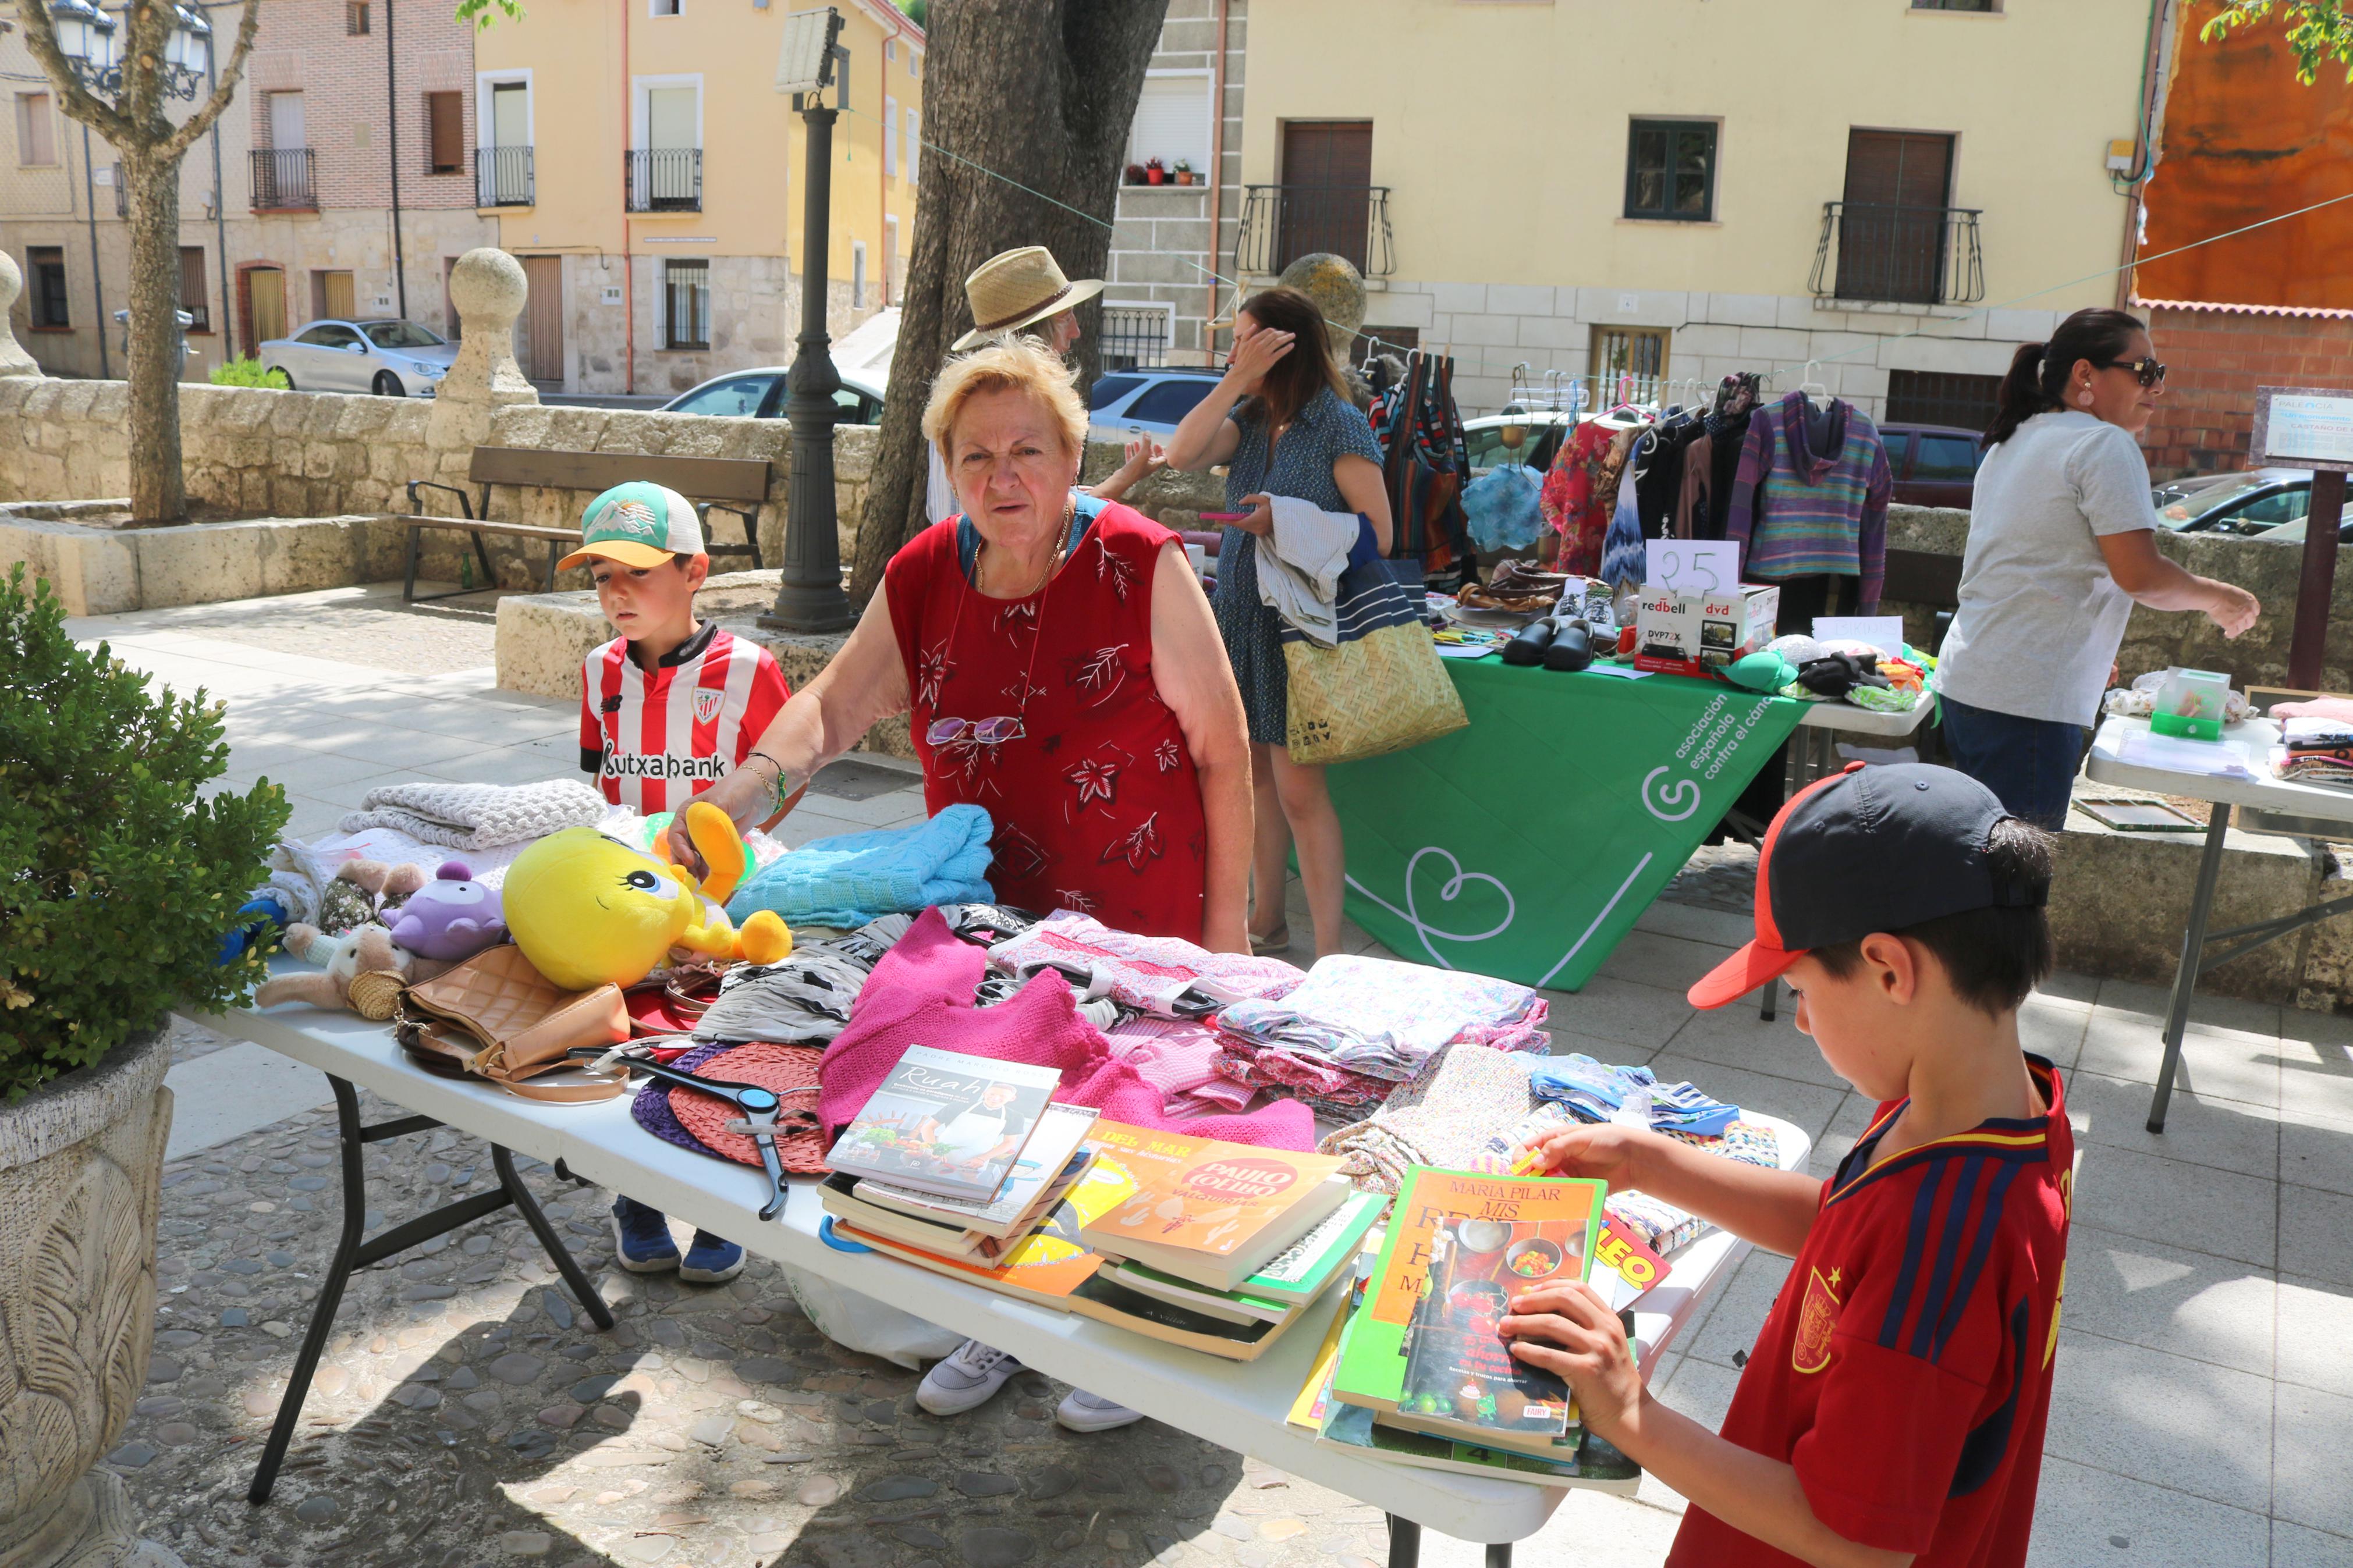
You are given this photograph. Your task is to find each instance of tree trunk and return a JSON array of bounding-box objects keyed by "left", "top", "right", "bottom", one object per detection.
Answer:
[
  {"left": 846, "top": 0, "right": 1170, "bottom": 603},
  {"left": 123, "top": 150, "right": 187, "bottom": 524}
]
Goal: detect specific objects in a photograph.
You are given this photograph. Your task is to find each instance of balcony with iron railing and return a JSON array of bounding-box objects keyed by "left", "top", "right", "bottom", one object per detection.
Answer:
[
  {"left": 1809, "top": 201, "right": 1984, "bottom": 308},
  {"left": 624, "top": 148, "right": 701, "bottom": 214},
  {"left": 1235, "top": 184, "right": 1394, "bottom": 280},
  {"left": 475, "top": 145, "right": 534, "bottom": 208},
  {"left": 251, "top": 147, "right": 317, "bottom": 212}
]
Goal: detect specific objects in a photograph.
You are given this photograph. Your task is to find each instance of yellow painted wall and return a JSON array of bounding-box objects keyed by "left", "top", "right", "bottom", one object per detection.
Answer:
[
  {"left": 474, "top": 0, "right": 919, "bottom": 288},
  {"left": 1240, "top": 0, "right": 2148, "bottom": 310}
]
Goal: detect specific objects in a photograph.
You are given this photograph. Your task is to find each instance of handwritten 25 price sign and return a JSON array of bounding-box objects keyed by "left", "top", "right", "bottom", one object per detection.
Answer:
[{"left": 1644, "top": 539, "right": 1741, "bottom": 593}]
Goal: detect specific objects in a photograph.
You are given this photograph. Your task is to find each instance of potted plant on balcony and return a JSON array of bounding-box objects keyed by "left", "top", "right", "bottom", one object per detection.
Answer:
[
  {"left": 1145, "top": 157, "right": 1166, "bottom": 186},
  {"left": 1173, "top": 158, "right": 1194, "bottom": 187},
  {"left": 0, "top": 566, "right": 284, "bottom": 1568},
  {"left": 1124, "top": 163, "right": 1148, "bottom": 187}
]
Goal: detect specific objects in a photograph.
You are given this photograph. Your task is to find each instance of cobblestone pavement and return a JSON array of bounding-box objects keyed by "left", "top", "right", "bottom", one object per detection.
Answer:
[
  {"left": 111, "top": 1061, "right": 1465, "bottom": 1568},
  {"left": 1653, "top": 844, "right": 1755, "bottom": 918}
]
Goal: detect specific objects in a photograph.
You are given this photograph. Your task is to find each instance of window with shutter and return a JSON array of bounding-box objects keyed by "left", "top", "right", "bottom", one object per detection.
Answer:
[
  {"left": 427, "top": 92, "right": 463, "bottom": 175},
  {"left": 180, "top": 248, "right": 211, "bottom": 332},
  {"left": 905, "top": 109, "right": 920, "bottom": 184},
  {"left": 16, "top": 93, "right": 56, "bottom": 166},
  {"left": 884, "top": 97, "right": 897, "bottom": 178},
  {"left": 1127, "top": 74, "right": 1213, "bottom": 172}
]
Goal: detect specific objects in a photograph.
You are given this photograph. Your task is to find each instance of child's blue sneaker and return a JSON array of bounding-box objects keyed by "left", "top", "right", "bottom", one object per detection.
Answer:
[
  {"left": 679, "top": 1231, "right": 745, "bottom": 1285},
  {"left": 610, "top": 1196, "right": 681, "bottom": 1274}
]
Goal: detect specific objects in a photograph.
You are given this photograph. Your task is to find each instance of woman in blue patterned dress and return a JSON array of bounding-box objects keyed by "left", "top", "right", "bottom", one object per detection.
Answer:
[{"left": 1165, "top": 287, "right": 1394, "bottom": 961}]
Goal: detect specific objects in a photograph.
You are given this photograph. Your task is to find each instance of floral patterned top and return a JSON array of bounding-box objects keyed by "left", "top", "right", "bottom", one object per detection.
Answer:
[{"left": 884, "top": 497, "right": 1208, "bottom": 941}]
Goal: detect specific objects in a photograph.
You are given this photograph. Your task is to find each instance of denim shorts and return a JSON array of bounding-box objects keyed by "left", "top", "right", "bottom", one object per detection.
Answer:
[{"left": 1937, "top": 693, "right": 2086, "bottom": 830}]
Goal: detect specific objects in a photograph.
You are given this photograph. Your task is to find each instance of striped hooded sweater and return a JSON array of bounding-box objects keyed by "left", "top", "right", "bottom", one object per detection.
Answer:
[{"left": 1726, "top": 391, "right": 1893, "bottom": 605}]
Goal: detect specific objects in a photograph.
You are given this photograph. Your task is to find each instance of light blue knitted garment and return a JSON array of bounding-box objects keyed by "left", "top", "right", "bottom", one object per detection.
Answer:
[{"left": 725, "top": 803, "right": 995, "bottom": 929}]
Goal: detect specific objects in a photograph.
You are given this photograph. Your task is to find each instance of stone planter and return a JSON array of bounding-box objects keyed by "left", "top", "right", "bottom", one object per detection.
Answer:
[{"left": 0, "top": 1029, "right": 183, "bottom": 1568}]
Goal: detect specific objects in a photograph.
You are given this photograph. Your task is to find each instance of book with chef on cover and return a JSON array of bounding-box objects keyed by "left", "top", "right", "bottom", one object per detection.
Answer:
[
  {"left": 1077, "top": 1122, "right": 1350, "bottom": 1290},
  {"left": 854, "top": 1104, "right": 1101, "bottom": 1238},
  {"left": 1332, "top": 1167, "right": 1607, "bottom": 1456},
  {"left": 828, "top": 1046, "right": 1060, "bottom": 1201}
]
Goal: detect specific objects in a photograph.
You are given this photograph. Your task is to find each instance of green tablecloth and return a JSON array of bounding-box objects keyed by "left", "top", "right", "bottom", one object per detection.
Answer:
[{"left": 1326, "top": 657, "right": 1806, "bottom": 991}]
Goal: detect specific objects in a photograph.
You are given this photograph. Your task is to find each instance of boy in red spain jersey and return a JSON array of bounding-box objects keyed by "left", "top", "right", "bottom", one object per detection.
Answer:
[
  {"left": 1508, "top": 763, "right": 2071, "bottom": 1568},
  {"left": 566, "top": 481, "right": 793, "bottom": 1285},
  {"left": 570, "top": 481, "right": 792, "bottom": 817}
]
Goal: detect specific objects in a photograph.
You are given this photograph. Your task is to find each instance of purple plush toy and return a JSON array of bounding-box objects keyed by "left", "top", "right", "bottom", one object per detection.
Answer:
[{"left": 387, "top": 859, "right": 507, "bottom": 962}]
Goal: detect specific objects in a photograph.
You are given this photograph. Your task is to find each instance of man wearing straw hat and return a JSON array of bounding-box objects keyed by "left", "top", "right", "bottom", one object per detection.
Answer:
[{"left": 924, "top": 246, "right": 1164, "bottom": 523}]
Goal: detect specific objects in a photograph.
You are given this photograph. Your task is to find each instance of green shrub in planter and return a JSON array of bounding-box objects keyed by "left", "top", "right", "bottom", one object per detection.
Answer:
[
  {"left": 210, "top": 354, "right": 290, "bottom": 390},
  {"left": 0, "top": 566, "right": 288, "bottom": 1100}
]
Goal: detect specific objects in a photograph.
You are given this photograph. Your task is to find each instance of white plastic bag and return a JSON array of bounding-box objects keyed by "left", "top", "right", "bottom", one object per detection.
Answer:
[{"left": 778, "top": 1265, "right": 963, "bottom": 1370}]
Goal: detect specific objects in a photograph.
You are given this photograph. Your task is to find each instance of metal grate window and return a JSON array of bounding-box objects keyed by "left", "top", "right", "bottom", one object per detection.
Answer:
[
  {"left": 1590, "top": 325, "right": 1671, "bottom": 406},
  {"left": 1099, "top": 305, "right": 1172, "bottom": 372},
  {"left": 663, "top": 258, "right": 709, "bottom": 350}
]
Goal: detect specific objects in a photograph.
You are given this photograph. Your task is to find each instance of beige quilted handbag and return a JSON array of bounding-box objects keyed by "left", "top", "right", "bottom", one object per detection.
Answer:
[{"left": 394, "top": 945, "right": 631, "bottom": 1103}]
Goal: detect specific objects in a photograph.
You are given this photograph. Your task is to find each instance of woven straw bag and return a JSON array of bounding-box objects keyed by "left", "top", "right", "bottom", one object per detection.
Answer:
[{"left": 1280, "top": 560, "right": 1467, "bottom": 766}]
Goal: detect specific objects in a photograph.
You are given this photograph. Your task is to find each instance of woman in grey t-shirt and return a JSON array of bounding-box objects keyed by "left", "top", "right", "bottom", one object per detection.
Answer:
[{"left": 1936, "top": 309, "right": 2259, "bottom": 826}]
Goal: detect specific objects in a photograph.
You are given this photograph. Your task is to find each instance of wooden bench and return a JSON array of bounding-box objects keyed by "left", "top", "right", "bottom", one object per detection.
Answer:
[{"left": 402, "top": 446, "right": 772, "bottom": 603}]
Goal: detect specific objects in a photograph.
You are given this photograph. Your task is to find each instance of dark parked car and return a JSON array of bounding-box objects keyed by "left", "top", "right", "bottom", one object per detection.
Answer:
[{"left": 1880, "top": 423, "right": 1986, "bottom": 509}]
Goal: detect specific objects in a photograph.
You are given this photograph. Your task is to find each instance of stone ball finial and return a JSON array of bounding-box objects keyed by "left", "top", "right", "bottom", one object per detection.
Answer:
[
  {"left": 0, "top": 249, "right": 20, "bottom": 312},
  {"left": 449, "top": 247, "right": 527, "bottom": 333},
  {"left": 1275, "top": 253, "right": 1367, "bottom": 357}
]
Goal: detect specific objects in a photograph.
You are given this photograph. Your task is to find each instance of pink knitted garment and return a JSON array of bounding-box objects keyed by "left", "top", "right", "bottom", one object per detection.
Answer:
[
  {"left": 819, "top": 910, "right": 1315, "bottom": 1152},
  {"left": 1102, "top": 1015, "right": 1227, "bottom": 1100}
]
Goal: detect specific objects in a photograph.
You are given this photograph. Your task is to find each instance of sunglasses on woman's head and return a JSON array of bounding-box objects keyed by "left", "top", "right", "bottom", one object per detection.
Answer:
[{"left": 2100, "top": 357, "right": 2167, "bottom": 387}]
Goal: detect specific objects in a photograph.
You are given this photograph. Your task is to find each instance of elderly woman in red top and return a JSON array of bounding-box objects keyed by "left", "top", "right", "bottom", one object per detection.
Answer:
[{"left": 680, "top": 336, "right": 1253, "bottom": 953}]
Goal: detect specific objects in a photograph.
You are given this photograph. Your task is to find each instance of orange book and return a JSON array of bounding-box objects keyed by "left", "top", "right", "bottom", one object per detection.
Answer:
[
  {"left": 1077, "top": 1122, "right": 1350, "bottom": 1291},
  {"left": 835, "top": 1154, "right": 1146, "bottom": 1310}
]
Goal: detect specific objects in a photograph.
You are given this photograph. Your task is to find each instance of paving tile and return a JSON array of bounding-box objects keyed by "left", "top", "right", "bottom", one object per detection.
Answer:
[
  {"left": 2280, "top": 1106, "right": 2353, "bottom": 1199},
  {"left": 419, "top": 746, "right": 581, "bottom": 789},
  {"left": 1538, "top": 977, "right": 1697, "bottom": 1053},
  {"left": 2061, "top": 1223, "right": 2276, "bottom": 1378},
  {"left": 2276, "top": 1276, "right": 2353, "bottom": 1399},
  {"left": 2080, "top": 1006, "right": 2282, "bottom": 1111},
  {"left": 1658, "top": 1002, "right": 1850, "bottom": 1092},
  {"left": 2276, "top": 1014, "right": 2353, "bottom": 1125},
  {"left": 315, "top": 725, "right": 496, "bottom": 771},
  {"left": 2025, "top": 1456, "right": 2273, "bottom": 1568},
  {"left": 2045, "top": 1328, "right": 2273, "bottom": 1512},
  {"left": 2095, "top": 979, "right": 2285, "bottom": 1041},
  {"left": 2281, "top": 1184, "right": 2353, "bottom": 1289},
  {"left": 2276, "top": 1382, "right": 2353, "bottom": 1538},
  {"left": 2065, "top": 1068, "right": 2280, "bottom": 1181},
  {"left": 1643, "top": 1053, "right": 1847, "bottom": 1143},
  {"left": 1678, "top": 1247, "right": 1790, "bottom": 1371},
  {"left": 2270, "top": 1519, "right": 2353, "bottom": 1567},
  {"left": 1509, "top": 1489, "right": 1687, "bottom": 1568},
  {"left": 2018, "top": 995, "right": 2090, "bottom": 1070},
  {"left": 1591, "top": 929, "right": 1738, "bottom": 995},
  {"left": 280, "top": 795, "right": 352, "bottom": 840},
  {"left": 2035, "top": 970, "right": 2102, "bottom": 1009},
  {"left": 2071, "top": 1142, "right": 2277, "bottom": 1270},
  {"left": 1629, "top": 898, "right": 1751, "bottom": 949},
  {"left": 1807, "top": 1091, "right": 1875, "bottom": 1178}
]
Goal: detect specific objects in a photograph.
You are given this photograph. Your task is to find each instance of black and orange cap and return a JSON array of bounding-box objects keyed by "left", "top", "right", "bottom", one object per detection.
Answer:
[{"left": 1687, "top": 762, "right": 2048, "bottom": 1009}]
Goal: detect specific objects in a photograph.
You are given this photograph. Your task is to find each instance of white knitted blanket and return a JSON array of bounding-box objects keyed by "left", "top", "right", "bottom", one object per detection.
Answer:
[{"left": 338, "top": 780, "right": 609, "bottom": 850}]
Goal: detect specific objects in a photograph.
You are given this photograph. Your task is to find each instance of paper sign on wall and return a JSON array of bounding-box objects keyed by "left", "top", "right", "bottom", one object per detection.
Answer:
[
  {"left": 1811, "top": 616, "right": 1907, "bottom": 654},
  {"left": 1645, "top": 540, "right": 1741, "bottom": 594}
]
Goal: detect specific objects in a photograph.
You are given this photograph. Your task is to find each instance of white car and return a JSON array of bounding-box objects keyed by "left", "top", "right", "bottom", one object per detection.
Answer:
[
  {"left": 1086, "top": 367, "right": 1225, "bottom": 447},
  {"left": 659, "top": 364, "right": 887, "bottom": 424},
  {"left": 257, "top": 318, "right": 456, "bottom": 397}
]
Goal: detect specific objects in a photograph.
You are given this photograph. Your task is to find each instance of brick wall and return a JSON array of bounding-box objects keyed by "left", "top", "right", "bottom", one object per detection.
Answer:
[
  {"left": 2139, "top": 303, "right": 2353, "bottom": 479},
  {"left": 246, "top": 0, "right": 478, "bottom": 214}
]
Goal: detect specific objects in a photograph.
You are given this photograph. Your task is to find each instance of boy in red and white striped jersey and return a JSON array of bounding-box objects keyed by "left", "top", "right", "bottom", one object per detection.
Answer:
[{"left": 564, "top": 481, "right": 793, "bottom": 1283}]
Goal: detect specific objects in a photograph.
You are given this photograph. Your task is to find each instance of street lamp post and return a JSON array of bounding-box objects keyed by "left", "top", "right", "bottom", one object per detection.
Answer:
[
  {"left": 47, "top": 0, "right": 211, "bottom": 99},
  {"left": 761, "top": 6, "right": 856, "bottom": 634}
]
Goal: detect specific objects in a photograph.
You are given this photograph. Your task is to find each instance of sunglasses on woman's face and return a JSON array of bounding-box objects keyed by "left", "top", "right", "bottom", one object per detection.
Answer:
[{"left": 2100, "top": 357, "right": 2167, "bottom": 387}]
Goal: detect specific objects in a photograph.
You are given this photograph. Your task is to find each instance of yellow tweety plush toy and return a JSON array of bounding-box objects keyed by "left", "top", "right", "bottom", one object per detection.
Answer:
[{"left": 504, "top": 801, "right": 790, "bottom": 991}]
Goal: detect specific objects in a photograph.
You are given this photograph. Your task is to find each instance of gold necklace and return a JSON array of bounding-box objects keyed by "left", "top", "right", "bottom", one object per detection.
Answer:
[{"left": 977, "top": 500, "right": 1075, "bottom": 598}]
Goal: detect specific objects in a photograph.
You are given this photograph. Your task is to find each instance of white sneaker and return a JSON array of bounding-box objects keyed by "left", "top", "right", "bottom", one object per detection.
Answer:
[
  {"left": 1055, "top": 1388, "right": 1144, "bottom": 1432},
  {"left": 916, "top": 1340, "right": 1022, "bottom": 1416}
]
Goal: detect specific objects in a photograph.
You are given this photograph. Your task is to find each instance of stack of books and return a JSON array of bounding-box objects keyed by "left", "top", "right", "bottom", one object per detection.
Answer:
[
  {"left": 823, "top": 1058, "right": 1371, "bottom": 1360},
  {"left": 1313, "top": 1165, "right": 1628, "bottom": 1485}
]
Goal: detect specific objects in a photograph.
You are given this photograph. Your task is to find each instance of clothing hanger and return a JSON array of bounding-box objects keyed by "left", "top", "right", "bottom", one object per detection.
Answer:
[{"left": 1800, "top": 360, "right": 1832, "bottom": 414}]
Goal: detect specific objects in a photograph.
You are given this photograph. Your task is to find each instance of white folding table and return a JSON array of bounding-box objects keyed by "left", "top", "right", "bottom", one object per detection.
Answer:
[
  {"left": 2084, "top": 712, "right": 2353, "bottom": 1130},
  {"left": 197, "top": 978, "right": 1807, "bottom": 1565}
]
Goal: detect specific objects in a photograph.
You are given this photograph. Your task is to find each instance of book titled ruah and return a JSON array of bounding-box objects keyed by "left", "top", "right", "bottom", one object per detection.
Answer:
[
  {"left": 1078, "top": 1122, "right": 1349, "bottom": 1291},
  {"left": 827, "top": 1046, "right": 1060, "bottom": 1202},
  {"left": 852, "top": 1104, "right": 1101, "bottom": 1238},
  {"left": 1333, "top": 1167, "right": 1606, "bottom": 1459}
]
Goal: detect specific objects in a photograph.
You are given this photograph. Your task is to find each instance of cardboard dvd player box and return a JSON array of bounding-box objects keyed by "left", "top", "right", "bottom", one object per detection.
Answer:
[{"left": 1634, "top": 581, "right": 1781, "bottom": 678}]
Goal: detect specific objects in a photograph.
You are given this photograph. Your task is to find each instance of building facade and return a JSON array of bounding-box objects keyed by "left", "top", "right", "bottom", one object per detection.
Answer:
[
  {"left": 1099, "top": 0, "right": 1246, "bottom": 372},
  {"left": 1134, "top": 0, "right": 2157, "bottom": 422},
  {"left": 0, "top": 0, "right": 499, "bottom": 383},
  {"left": 470, "top": 0, "right": 921, "bottom": 396}
]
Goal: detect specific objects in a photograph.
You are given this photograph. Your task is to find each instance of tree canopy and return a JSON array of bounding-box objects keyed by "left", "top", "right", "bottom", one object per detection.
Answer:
[{"left": 2199, "top": 1, "right": 2353, "bottom": 83}]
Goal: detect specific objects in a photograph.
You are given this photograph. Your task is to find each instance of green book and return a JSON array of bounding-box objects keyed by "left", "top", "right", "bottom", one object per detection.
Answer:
[
  {"left": 1108, "top": 1190, "right": 1382, "bottom": 1322},
  {"left": 1319, "top": 1402, "right": 1583, "bottom": 1485},
  {"left": 1332, "top": 1167, "right": 1608, "bottom": 1425}
]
